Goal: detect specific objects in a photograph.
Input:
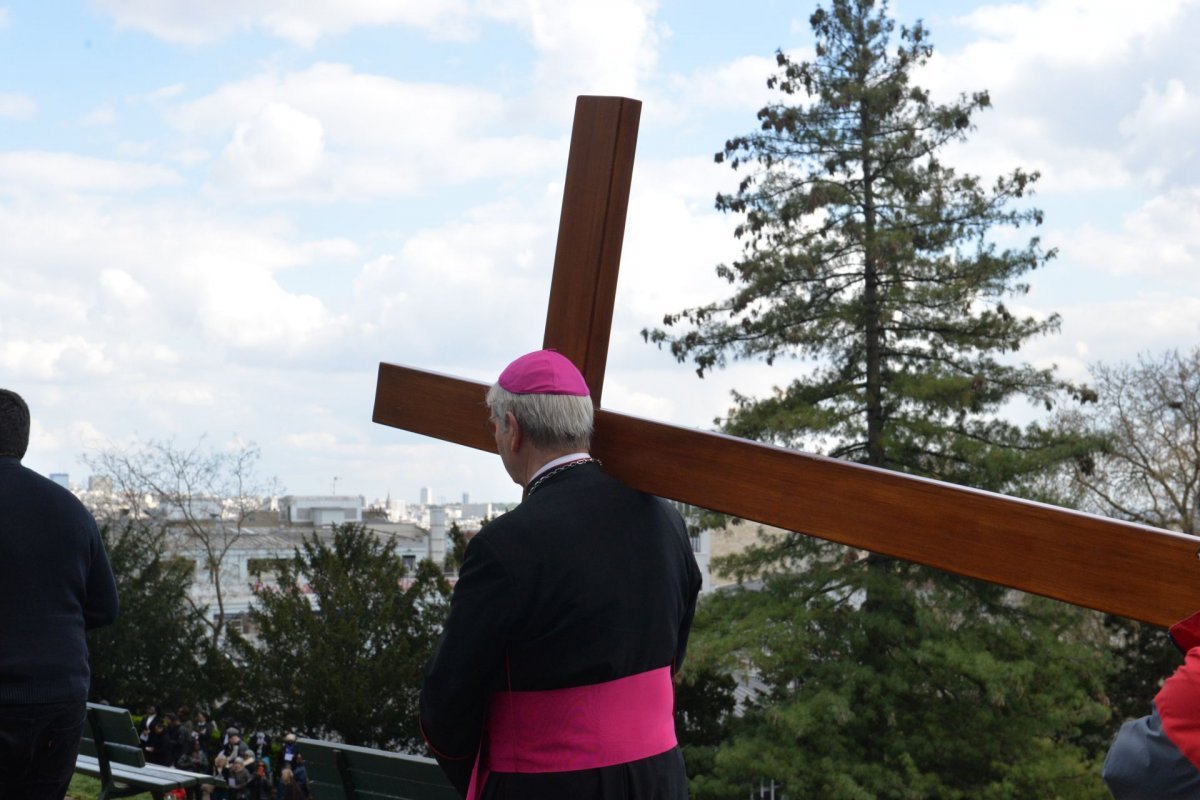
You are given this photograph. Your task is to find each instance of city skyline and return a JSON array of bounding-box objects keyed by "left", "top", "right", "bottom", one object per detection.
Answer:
[{"left": 2, "top": 1, "right": 1198, "bottom": 503}]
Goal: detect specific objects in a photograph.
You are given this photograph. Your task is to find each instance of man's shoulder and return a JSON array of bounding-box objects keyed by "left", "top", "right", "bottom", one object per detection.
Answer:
[{"left": 1, "top": 462, "right": 91, "bottom": 512}]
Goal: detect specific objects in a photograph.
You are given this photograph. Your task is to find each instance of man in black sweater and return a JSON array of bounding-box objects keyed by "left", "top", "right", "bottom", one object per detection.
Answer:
[{"left": 0, "top": 389, "right": 119, "bottom": 799}]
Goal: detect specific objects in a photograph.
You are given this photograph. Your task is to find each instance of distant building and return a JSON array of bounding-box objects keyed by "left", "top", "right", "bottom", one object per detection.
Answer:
[
  {"left": 703, "top": 519, "right": 790, "bottom": 593},
  {"left": 278, "top": 495, "right": 363, "bottom": 526},
  {"left": 49, "top": 472, "right": 70, "bottom": 490},
  {"left": 420, "top": 486, "right": 433, "bottom": 505}
]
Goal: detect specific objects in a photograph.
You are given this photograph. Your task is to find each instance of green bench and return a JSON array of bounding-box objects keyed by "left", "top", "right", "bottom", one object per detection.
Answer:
[
  {"left": 76, "top": 702, "right": 214, "bottom": 800},
  {"left": 297, "top": 737, "right": 458, "bottom": 800}
]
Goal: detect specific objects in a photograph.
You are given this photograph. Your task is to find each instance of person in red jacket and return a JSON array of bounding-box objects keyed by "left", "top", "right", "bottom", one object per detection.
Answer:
[{"left": 1103, "top": 611, "right": 1200, "bottom": 799}]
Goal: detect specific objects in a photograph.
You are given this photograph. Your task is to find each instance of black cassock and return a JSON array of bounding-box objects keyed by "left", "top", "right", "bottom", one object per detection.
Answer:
[{"left": 420, "top": 461, "right": 702, "bottom": 799}]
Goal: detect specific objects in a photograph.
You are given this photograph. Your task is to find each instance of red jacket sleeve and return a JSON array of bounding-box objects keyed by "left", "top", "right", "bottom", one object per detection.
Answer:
[{"left": 1156, "top": 646, "right": 1200, "bottom": 772}]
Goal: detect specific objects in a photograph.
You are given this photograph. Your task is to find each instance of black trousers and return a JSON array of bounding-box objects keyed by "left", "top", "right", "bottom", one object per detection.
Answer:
[{"left": 0, "top": 700, "right": 86, "bottom": 800}]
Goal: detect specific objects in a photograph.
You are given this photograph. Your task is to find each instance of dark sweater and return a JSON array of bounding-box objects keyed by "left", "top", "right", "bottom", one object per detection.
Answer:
[{"left": 0, "top": 456, "right": 119, "bottom": 704}]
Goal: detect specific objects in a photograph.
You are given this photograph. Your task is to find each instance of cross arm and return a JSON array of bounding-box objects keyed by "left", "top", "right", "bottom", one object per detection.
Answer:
[{"left": 373, "top": 362, "right": 1200, "bottom": 627}]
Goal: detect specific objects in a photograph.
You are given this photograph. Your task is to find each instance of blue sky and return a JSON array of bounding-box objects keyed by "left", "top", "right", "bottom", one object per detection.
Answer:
[{"left": 2, "top": 0, "right": 1199, "bottom": 505}]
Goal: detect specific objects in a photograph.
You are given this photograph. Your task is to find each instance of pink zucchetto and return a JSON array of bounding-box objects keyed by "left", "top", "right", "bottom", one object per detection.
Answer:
[{"left": 498, "top": 350, "right": 590, "bottom": 396}]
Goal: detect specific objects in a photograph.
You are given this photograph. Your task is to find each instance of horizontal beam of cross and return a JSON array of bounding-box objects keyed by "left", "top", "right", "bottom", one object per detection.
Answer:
[{"left": 373, "top": 363, "right": 1200, "bottom": 628}]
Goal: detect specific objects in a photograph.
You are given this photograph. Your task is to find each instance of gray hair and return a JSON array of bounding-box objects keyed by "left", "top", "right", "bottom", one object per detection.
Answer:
[{"left": 486, "top": 383, "right": 593, "bottom": 450}]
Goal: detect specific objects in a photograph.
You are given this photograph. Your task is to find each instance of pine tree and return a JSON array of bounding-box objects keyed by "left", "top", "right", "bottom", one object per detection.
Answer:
[
  {"left": 646, "top": 1, "right": 1111, "bottom": 796},
  {"left": 646, "top": 1, "right": 1093, "bottom": 488}
]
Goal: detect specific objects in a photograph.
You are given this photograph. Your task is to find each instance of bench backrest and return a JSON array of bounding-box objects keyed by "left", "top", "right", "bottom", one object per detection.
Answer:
[
  {"left": 296, "top": 738, "right": 458, "bottom": 800},
  {"left": 80, "top": 703, "right": 148, "bottom": 769}
]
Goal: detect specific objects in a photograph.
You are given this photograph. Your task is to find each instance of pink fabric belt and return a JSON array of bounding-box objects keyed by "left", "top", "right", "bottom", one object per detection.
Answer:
[{"left": 467, "top": 666, "right": 677, "bottom": 799}]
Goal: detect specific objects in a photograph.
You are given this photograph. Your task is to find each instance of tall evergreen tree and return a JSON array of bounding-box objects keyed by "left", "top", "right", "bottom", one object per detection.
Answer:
[
  {"left": 647, "top": 2, "right": 1095, "bottom": 487},
  {"left": 646, "top": 1, "right": 1110, "bottom": 796}
]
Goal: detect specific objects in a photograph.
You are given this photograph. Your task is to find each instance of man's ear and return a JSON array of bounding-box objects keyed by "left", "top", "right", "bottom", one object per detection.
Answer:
[{"left": 505, "top": 411, "right": 522, "bottom": 451}]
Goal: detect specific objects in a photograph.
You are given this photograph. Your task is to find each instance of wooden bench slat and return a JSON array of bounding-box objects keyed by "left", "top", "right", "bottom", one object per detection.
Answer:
[
  {"left": 297, "top": 738, "right": 458, "bottom": 800},
  {"left": 76, "top": 757, "right": 190, "bottom": 789}
]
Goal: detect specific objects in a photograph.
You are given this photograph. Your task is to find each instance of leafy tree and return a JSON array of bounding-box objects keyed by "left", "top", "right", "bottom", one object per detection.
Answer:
[
  {"left": 228, "top": 523, "right": 450, "bottom": 751},
  {"left": 1062, "top": 348, "right": 1200, "bottom": 533},
  {"left": 87, "top": 519, "right": 210, "bottom": 711},
  {"left": 673, "top": 664, "right": 737, "bottom": 785},
  {"left": 647, "top": 1, "right": 1110, "bottom": 796},
  {"left": 1056, "top": 348, "right": 1200, "bottom": 724},
  {"left": 87, "top": 437, "right": 281, "bottom": 647},
  {"left": 444, "top": 520, "right": 470, "bottom": 573}
]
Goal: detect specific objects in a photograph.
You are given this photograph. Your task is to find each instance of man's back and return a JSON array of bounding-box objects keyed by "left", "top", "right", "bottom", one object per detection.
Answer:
[
  {"left": 421, "top": 463, "right": 701, "bottom": 799},
  {"left": 0, "top": 388, "right": 118, "bottom": 799},
  {"left": 478, "top": 463, "right": 697, "bottom": 691},
  {"left": 0, "top": 457, "right": 118, "bottom": 704}
]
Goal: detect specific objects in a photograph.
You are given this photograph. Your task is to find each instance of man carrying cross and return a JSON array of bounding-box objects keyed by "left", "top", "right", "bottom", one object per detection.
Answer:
[{"left": 419, "top": 349, "right": 702, "bottom": 800}]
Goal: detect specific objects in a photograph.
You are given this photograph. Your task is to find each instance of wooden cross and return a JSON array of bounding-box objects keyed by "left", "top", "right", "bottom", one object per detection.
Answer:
[{"left": 373, "top": 95, "right": 1200, "bottom": 628}]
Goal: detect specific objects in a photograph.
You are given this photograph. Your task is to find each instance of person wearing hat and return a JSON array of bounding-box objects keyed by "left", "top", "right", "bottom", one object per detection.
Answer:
[
  {"left": 419, "top": 350, "right": 702, "bottom": 799},
  {"left": 221, "top": 727, "right": 250, "bottom": 761},
  {"left": 280, "top": 731, "right": 299, "bottom": 771},
  {"left": 1103, "top": 610, "right": 1200, "bottom": 798},
  {"left": 226, "top": 756, "right": 252, "bottom": 800}
]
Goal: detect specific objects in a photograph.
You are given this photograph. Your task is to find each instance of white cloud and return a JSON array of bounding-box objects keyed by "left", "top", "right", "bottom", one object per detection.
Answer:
[
  {"left": 153, "top": 383, "right": 216, "bottom": 407},
  {"left": 99, "top": 269, "right": 150, "bottom": 308},
  {"left": 0, "top": 337, "right": 114, "bottom": 380},
  {"left": 169, "top": 63, "right": 562, "bottom": 199},
  {"left": 81, "top": 105, "right": 117, "bottom": 126},
  {"left": 91, "top": 0, "right": 667, "bottom": 124},
  {"left": 0, "top": 198, "right": 352, "bottom": 363},
  {"left": 282, "top": 431, "right": 339, "bottom": 449},
  {"left": 1119, "top": 79, "right": 1200, "bottom": 186},
  {"left": 0, "top": 8, "right": 9, "bottom": 28},
  {"left": 1061, "top": 188, "right": 1200, "bottom": 281},
  {"left": 143, "top": 83, "right": 186, "bottom": 102},
  {"left": 213, "top": 102, "right": 326, "bottom": 191},
  {"left": 618, "top": 155, "right": 741, "bottom": 322},
  {"left": 189, "top": 252, "right": 333, "bottom": 351},
  {"left": 910, "top": 2, "right": 1200, "bottom": 197},
  {"left": 483, "top": 0, "right": 663, "bottom": 110},
  {"left": 352, "top": 198, "right": 553, "bottom": 362},
  {"left": 0, "top": 92, "right": 35, "bottom": 120},
  {"left": 1034, "top": 292, "right": 1200, "bottom": 383},
  {"left": 954, "top": 0, "right": 1188, "bottom": 77},
  {"left": 0, "top": 152, "right": 180, "bottom": 194},
  {"left": 653, "top": 54, "right": 778, "bottom": 121},
  {"left": 937, "top": 118, "right": 1132, "bottom": 192},
  {"left": 92, "top": 0, "right": 476, "bottom": 46}
]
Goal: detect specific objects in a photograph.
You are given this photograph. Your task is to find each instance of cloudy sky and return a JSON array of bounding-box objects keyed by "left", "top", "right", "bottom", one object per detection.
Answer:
[{"left": 2, "top": 0, "right": 1198, "bottom": 505}]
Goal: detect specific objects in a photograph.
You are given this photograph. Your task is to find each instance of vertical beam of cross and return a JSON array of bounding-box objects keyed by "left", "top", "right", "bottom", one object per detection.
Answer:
[{"left": 541, "top": 96, "right": 641, "bottom": 407}]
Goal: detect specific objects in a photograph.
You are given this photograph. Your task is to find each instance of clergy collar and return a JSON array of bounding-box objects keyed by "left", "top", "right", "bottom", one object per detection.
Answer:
[{"left": 528, "top": 452, "right": 591, "bottom": 484}]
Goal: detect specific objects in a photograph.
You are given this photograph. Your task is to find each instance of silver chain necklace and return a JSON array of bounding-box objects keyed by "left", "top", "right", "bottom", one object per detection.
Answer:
[{"left": 525, "top": 457, "right": 601, "bottom": 497}]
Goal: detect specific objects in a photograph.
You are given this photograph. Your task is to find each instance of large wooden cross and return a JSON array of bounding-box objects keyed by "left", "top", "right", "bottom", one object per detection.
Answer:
[{"left": 374, "top": 95, "right": 1200, "bottom": 628}]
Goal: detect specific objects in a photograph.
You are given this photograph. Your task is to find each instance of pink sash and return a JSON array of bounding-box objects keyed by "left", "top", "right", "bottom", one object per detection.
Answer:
[{"left": 466, "top": 666, "right": 677, "bottom": 799}]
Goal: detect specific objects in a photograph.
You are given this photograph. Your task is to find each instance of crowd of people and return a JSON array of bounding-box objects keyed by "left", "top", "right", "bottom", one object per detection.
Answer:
[{"left": 137, "top": 705, "right": 310, "bottom": 800}]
